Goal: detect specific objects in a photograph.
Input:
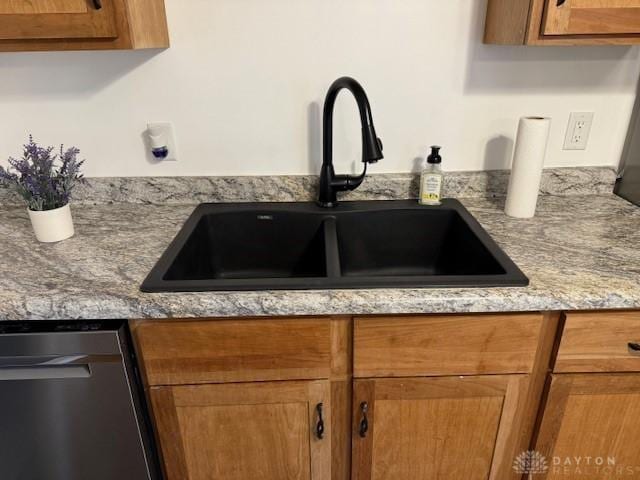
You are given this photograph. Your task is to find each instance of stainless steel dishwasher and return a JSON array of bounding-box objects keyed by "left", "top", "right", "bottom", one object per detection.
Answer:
[{"left": 0, "top": 321, "right": 161, "bottom": 480}]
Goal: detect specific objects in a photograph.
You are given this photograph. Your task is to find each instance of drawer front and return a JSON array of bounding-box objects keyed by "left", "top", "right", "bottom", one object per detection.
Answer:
[
  {"left": 133, "top": 318, "right": 332, "bottom": 386},
  {"left": 354, "top": 314, "right": 543, "bottom": 378},
  {"left": 555, "top": 311, "right": 640, "bottom": 373}
]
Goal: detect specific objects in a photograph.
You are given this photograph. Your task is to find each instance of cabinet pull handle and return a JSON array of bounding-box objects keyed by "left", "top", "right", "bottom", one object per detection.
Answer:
[
  {"left": 557, "top": 0, "right": 566, "bottom": 6},
  {"left": 359, "top": 402, "right": 369, "bottom": 438},
  {"left": 629, "top": 342, "right": 640, "bottom": 356},
  {"left": 93, "top": 0, "right": 102, "bottom": 9},
  {"left": 315, "top": 403, "right": 325, "bottom": 440}
]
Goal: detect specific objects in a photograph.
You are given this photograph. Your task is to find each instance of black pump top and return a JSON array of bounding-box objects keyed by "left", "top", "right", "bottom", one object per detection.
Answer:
[{"left": 427, "top": 146, "right": 442, "bottom": 164}]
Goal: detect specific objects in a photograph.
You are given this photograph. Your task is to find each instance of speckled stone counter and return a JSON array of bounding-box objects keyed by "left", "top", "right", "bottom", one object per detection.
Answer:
[
  {"left": 1, "top": 193, "right": 638, "bottom": 320},
  {"left": 0, "top": 166, "right": 618, "bottom": 206}
]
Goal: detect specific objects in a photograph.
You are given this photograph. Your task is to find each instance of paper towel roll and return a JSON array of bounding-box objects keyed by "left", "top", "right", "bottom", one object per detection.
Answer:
[{"left": 505, "top": 116, "right": 551, "bottom": 218}]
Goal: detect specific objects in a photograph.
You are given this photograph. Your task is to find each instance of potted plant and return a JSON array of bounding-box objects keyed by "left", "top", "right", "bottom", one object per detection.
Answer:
[{"left": 0, "top": 136, "right": 85, "bottom": 243}]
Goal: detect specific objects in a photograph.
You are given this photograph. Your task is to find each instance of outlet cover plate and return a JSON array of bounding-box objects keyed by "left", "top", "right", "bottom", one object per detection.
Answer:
[{"left": 564, "top": 112, "right": 594, "bottom": 151}]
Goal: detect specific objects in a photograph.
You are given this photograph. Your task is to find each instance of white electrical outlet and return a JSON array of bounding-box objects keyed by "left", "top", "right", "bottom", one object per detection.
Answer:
[{"left": 563, "top": 112, "right": 594, "bottom": 150}]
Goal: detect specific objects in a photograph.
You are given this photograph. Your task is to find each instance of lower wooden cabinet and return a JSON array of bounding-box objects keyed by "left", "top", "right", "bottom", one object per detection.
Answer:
[
  {"left": 351, "top": 376, "right": 529, "bottom": 480},
  {"left": 133, "top": 314, "right": 549, "bottom": 480},
  {"left": 132, "top": 312, "right": 640, "bottom": 479},
  {"left": 150, "top": 380, "right": 332, "bottom": 480},
  {"left": 535, "top": 373, "right": 640, "bottom": 479}
]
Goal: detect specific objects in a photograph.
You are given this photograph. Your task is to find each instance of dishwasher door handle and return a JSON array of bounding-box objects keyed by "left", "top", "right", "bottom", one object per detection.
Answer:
[
  {"left": 0, "top": 354, "right": 120, "bottom": 380},
  {"left": 0, "top": 354, "right": 102, "bottom": 367},
  {"left": 0, "top": 355, "right": 88, "bottom": 367},
  {"left": 0, "top": 364, "right": 91, "bottom": 380}
]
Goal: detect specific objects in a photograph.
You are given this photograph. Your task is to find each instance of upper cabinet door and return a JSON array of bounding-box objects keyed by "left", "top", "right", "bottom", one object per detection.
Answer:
[
  {"left": 543, "top": 0, "right": 640, "bottom": 35},
  {"left": 150, "top": 380, "right": 332, "bottom": 480},
  {"left": 0, "top": 0, "right": 118, "bottom": 40},
  {"left": 485, "top": 0, "right": 640, "bottom": 44},
  {"left": 351, "top": 375, "right": 530, "bottom": 480}
]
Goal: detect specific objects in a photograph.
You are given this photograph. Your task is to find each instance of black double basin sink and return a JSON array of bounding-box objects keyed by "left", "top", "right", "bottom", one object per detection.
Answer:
[{"left": 141, "top": 199, "right": 528, "bottom": 292}]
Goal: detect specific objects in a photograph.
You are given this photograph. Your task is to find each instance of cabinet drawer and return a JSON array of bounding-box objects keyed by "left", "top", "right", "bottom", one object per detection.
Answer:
[
  {"left": 555, "top": 311, "right": 640, "bottom": 373},
  {"left": 132, "top": 318, "right": 332, "bottom": 386},
  {"left": 353, "top": 313, "right": 543, "bottom": 378}
]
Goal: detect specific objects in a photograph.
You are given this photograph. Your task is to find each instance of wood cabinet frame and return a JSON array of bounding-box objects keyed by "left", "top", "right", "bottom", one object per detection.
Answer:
[
  {"left": 134, "top": 316, "right": 354, "bottom": 480},
  {"left": 485, "top": 0, "right": 640, "bottom": 45},
  {"left": 131, "top": 312, "right": 566, "bottom": 480},
  {"left": 0, "top": 0, "right": 169, "bottom": 51},
  {"left": 526, "top": 310, "right": 640, "bottom": 478},
  {"left": 0, "top": 1, "right": 118, "bottom": 41}
]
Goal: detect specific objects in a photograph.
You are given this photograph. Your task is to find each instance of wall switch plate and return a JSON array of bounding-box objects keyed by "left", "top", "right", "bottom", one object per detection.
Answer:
[{"left": 563, "top": 112, "right": 594, "bottom": 150}]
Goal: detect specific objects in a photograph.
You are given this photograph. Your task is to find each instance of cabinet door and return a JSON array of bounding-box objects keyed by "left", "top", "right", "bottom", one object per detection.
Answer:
[
  {"left": 543, "top": 0, "right": 640, "bottom": 35},
  {"left": 150, "top": 380, "right": 331, "bottom": 480},
  {"left": 0, "top": 0, "right": 118, "bottom": 40},
  {"left": 352, "top": 375, "right": 529, "bottom": 480},
  {"left": 536, "top": 374, "right": 640, "bottom": 479}
]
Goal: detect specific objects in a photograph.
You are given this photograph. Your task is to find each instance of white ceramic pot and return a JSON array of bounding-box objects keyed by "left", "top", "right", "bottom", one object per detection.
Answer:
[{"left": 27, "top": 204, "right": 75, "bottom": 243}]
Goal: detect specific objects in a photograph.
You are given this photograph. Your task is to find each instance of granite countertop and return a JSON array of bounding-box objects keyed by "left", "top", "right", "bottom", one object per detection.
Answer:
[{"left": 1, "top": 193, "right": 639, "bottom": 320}]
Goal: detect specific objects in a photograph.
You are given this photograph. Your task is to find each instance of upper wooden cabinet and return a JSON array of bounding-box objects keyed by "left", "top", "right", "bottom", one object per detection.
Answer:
[
  {"left": 485, "top": 0, "right": 640, "bottom": 45},
  {"left": 0, "top": 0, "right": 169, "bottom": 51},
  {"left": 543, "top": 0, "right": 640, "bottom": 35},
  {"left": 0, "top": 0, "right": 117, "bottom": 40}
]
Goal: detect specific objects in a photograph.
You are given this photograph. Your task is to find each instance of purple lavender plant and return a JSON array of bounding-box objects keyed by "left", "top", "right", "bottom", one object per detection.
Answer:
[{"left": 0, "top": 135, "right": 85, "bottom": 211}]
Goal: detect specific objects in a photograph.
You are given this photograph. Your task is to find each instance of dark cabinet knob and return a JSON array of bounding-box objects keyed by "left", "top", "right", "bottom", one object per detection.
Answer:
[
  {"left": 629, "top": 342, "right": 640, "bottom": 356},
  {"left": 359, "top": 402, "right": 369, "bottom": 438},
  {"left": 93, "top": 0, "right": 102, "bottom": 10},
  {"left": 315, "top": 403, "right": 325, "bottom": 440},
  {"left": 557, "top": 0, "right": 566, "bottom": 6}
]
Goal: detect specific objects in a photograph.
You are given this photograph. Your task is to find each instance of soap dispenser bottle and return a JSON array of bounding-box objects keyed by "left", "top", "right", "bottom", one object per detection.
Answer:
[{"left": 419, "top": 146, "right": 443, "bottom": 206}]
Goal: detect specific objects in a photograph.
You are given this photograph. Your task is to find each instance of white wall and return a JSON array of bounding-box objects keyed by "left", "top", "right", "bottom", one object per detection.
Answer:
[{"left": 1, "top": 0, "right": 640, "bottom": 177}]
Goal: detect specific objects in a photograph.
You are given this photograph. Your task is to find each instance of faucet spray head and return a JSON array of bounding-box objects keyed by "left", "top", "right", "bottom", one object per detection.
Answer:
[{"left": 362, "top": 124, "right": 384, "bottom": 163}]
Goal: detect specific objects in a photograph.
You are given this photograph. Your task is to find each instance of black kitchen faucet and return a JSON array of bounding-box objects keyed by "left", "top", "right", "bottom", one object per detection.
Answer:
[{"left": 317, "top": 77, "right": 384, "bottom": 207}]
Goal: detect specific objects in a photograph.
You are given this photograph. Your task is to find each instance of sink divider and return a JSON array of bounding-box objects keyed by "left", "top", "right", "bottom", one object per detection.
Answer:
[{"left": 322, "top": 216, "right": 342, "bottom": 278}]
